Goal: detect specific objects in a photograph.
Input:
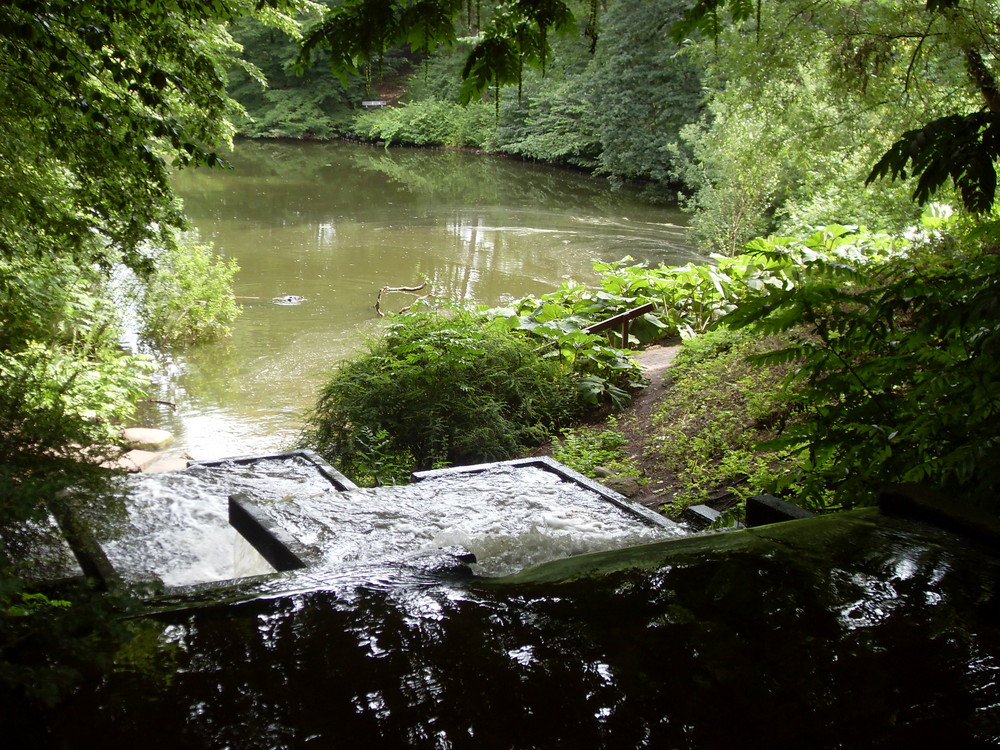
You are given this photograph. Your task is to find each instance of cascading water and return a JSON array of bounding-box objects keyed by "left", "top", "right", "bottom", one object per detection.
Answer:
[
  {"left": 94, "top": 454, "right": 684, "bottom": 588},
  {"left": 249, "top": 463, "right": 685, "bottom": 577},
  {"left": 97, "top": 464, "right": 284, "bottom": 587}
]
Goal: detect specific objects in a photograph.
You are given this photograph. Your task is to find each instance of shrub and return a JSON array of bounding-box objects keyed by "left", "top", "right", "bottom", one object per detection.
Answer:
[
  {"left": 350, "top": 99, "right": 494, "bottom": 148},
  {"left": 0, "top": 254, "right": 150, "bottom": 702},
  {"left": 724, "top": 224, "right": 1000, "bottom": 511},
  {"left": 139, "top": 234, "right": 240, "bottom": 347},
  {"left": 302, "top": 310, "right": 586, "bottom": 484}
]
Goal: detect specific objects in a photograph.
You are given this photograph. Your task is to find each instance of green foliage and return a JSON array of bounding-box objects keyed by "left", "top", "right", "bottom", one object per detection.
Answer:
[
  {"left": 139, "top": 235, "right": 241, "bottom": 347},
  {"left": 723, "top": 222, "right": 1000, "bottom": 510},
  {"left": 552, "top": 419, "right": 639, "bottom": 477},
  {"left": 1, "top": 0, "right": 299, "bottom": 274},
  {"left": 587, "top": 0, "right": 702, "bottom": 189},
  {"left": 493, "top": 68, "right": 602, "bottom": 168},
  {"left": 351, "top": 98, "right": 494, "bottom": 147},
  {"left": 487, "top": 286, "right": 649, "bottom": 409},
  {"left": 0, "top": 582, "right": 138, "bottom": 707},
  {"left": 0, "top": 255, "right": 150, "bottom": 702},
  {"left": 228, "top": 9, "right": 370, "bottom": 139},
  {"left": 675, "top": 42, "right": 938, "bottom": 254},
  {"left": 504, "top": 246, "right": 820, "bottom": 345},
  {"left": 301, "top": 0, "right": 579, "bottom": 106},
  {"left": 672, "top": 0, "right": 997, "bottom": 221},
  {"left": 303, "top": 309, "right": 587, "bottom": 482},
  {"left": 3, "top": 592, "right": 70, "bottom": 619},
  {"left": 0, "top": 257, "right": 154, "bottom": 467},
  {"left": 650, "top": 328, "right": 798, "bottom": 516},
  {"left": 869, "top": 111, "right": 1000, "bottom": 215},
  {"left": 0, "top": 0, "right": 295, "bottom": 703},
  {"left": 300, "top": 0, "right": 466, "bottom": 86}
]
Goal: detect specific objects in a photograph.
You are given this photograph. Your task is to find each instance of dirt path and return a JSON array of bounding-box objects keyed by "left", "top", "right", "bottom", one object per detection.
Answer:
[
  {"left": 531, "top": 341, "right": 684, "bottom": 512},
  {"left": 619, "top": 343, "right": 682, "bottom": 509}
]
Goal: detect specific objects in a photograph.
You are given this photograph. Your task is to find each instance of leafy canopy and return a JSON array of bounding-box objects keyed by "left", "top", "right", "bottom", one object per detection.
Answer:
[
  {"left": 0, "top": 0, "right": 299, "bottom": 700},
  {"left": 299, "top": 0, "right": 577, "bottom": 104},
  {"left": 1, "top": 0, "right": 301, "bottom": 274},
  {"left": 672, "top": 0, "right": 1000, "bottom": 215}
]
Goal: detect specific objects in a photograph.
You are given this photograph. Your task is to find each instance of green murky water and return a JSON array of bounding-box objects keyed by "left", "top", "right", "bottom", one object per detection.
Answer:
[{"left": 146, "top": 140, "right": 697, "bottom": 459}]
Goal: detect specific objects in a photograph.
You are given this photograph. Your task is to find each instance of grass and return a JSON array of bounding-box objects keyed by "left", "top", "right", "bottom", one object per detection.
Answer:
[{"left": 552, "top": 418, "right": 641, "bottom": 479}]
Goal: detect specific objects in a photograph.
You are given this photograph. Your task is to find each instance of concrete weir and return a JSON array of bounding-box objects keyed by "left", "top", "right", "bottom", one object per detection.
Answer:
[
  {"left": 218, "top": 453, "right": 685, "bottom": 593},
  {"left": 50, "top": 451, "right": 686, "bottom": 603}
]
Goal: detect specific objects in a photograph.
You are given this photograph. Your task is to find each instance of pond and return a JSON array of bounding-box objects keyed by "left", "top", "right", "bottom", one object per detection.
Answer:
[{"left": 144, "top": 140, "right": 698, "bottom": 460}]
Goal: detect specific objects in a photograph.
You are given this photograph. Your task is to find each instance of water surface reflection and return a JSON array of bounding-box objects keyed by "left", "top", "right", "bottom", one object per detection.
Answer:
[
  {"left": 37, "top": 509, "right": 1000, "bottom": 748},
  {"left": 153, "top": 141, "right": 696, "bottom": 459}
]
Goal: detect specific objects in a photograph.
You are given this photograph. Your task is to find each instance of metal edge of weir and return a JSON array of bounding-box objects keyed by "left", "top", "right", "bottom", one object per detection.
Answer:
[{"left": 189, "top": 449, "right": 359, "bottom": 491}]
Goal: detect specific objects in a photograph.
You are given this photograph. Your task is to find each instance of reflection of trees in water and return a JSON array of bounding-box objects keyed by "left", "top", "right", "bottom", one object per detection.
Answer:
[
  {"left": 175, "top": 139, "right": 688, "bottom": 232},
  {"left": 43, "top": 513, "right": 1000, "bottom": 748},
  {"left": 351, "top": 147, "right": 639, "bottom": 211}
]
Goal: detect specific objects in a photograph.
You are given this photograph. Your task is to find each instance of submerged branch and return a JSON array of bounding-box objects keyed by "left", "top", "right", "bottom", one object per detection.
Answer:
[{"left": 375, "top": 282, "right": 429, "bottom": 318}]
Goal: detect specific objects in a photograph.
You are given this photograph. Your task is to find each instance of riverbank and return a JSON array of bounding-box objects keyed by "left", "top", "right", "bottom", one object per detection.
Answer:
[
  {"left": 530, "top": 330, "right": 797, "bottom": 522},
  {"left": 529, "top": 342, "right": 694, "bottom": 514}
]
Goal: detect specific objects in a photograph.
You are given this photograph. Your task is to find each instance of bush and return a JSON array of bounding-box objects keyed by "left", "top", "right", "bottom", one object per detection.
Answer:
[
  {"left": 350, "top": 99, "right": 494, "bottom": 148},
  {"left": 0, "top": 254, "right": 150, "bottom": 702},
  {"left": 724, "top": 223, "right": 1000, "bottom": 511},
  {"left": 302, "top": 310, "right": 586, "bottom": 484},
  {"left": 139, "top": 234, "right": 240, "bottom": 347}
]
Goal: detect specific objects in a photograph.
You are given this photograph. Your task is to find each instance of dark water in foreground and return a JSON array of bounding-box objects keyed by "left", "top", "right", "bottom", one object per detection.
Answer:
[{"left": 30, "top": 509, "right": 1000, "bottom": 748}]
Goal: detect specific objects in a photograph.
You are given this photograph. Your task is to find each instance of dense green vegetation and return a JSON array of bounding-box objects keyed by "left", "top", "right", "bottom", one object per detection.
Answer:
[
  {"left": 725, "top": 222, "right": 1000, "bottom": 511},
  {"left": 4, "top": 0, "right": 1000, "bottom": 716},
  {"left": 303, "top": 310, "right": 589, "bottom": 484},
  {"left": 246, "top": 0, "right": 702, "bottom": 197},
  {"left": 0, "top": 0, "right": 297, "bottom": 703},
  {"left": 138, "top": 235, "right": 241, "bottom": 347},
  {"left": 300, "top": 0, "right": 999, "bottom": 517}
]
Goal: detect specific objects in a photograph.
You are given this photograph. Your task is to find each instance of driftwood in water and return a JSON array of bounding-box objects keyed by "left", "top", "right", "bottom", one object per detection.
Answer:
[
  {"left": 375, "top": 282, "right": 429, "bottom": 318},
  {"left": 141, "top": 399, "right": 177, "bottom": 411}
]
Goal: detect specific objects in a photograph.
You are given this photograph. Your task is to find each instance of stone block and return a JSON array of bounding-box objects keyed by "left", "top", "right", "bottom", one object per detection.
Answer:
[
  {"left": 682, "top": 504, "right": 722, "bottom": 530},
  {"left": 745, "top": 494, "right": 814, "bottom": 527},
  {"left": 121, "top": 427, "right": 174, "bottom": 451}
]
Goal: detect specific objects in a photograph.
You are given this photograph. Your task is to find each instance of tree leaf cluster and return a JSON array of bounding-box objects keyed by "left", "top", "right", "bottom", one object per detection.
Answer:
[
  {"left": 673, "top": 0, "right": 1000, "bottom": 217},
  {"left": 1, "top": 0, "right": 301, "bottom": 702},
  {"left": 228, "top": 5, "right": 377, "bottom": 139},
  {"left": 299, "top": 0, "right": 577, "bottom": 104},
  {"left": 1, "top": 0, "right": 299, "bottom": 273},
  {"left": 869, "top": 112, "right": 1000, "bottom": 214},
  {"left": 722, "top": 225, "right": 1000, "bottom": 510},
  {"left": 339, "top": 0, "right": 703, "bottom": 194}
]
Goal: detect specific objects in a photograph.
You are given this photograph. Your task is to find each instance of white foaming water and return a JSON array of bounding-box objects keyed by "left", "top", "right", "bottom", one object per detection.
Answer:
[
  {"left": 255, "top": 464, "right": 686, "bottom": 577},
  {"left": 98, "top": 458, "right": 685, "bottom": 586},
  {"left": 97, "top": 459, "right": 335, "bottom": 587}
]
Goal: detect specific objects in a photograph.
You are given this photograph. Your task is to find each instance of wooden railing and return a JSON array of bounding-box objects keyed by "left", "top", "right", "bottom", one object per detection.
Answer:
[{"left": 584, "top": 302, "right": 655, "bottom": 349}]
